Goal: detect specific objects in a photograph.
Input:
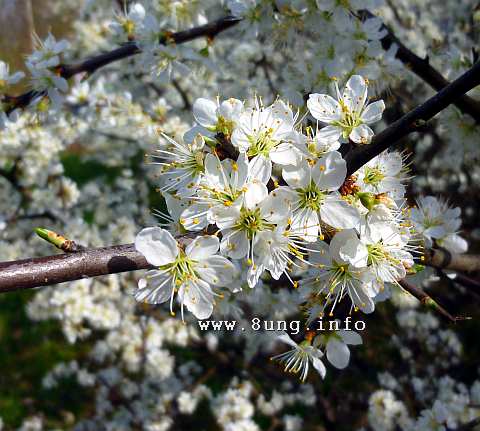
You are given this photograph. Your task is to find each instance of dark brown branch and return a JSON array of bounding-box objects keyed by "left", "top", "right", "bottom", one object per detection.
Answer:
[
  {"left": 358, "top": 10, "right": 480, "bottom": 123},
  {"left": 0, "top": 244, "right": 152, "bottom": 293},
  {"left": 346, "top": 60, "right": 480, "bottom": 176},
  {"left": 4, "top": 15, "right": 242, "bottom": 113}
]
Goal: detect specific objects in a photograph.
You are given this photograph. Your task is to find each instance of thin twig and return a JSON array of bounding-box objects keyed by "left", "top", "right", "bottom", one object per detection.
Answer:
[
  {"left": 171, "top": 78, "right": 192, "bottom": 110},
  {"left": 3, "top": 15, "right": 242, "bottom": 114},
  {"left": 346, "top": 60, "right": 480, "bottom": 176},
  {"left": 426, "top": 248, "right": 480, "bottom": 273},
  {"left": 398, "top": 279, "right": 470, "bottom": 323},
  {"left": 357, "top": 10, "right": 480, "bottom": 123}
]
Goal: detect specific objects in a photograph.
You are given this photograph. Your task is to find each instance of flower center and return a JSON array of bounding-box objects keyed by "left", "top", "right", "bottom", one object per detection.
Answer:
[
  {"left": 423, "top": 216, "right": 443, "bottom": 229},
  {"left": 298, "top": 181, "right": 325, "bottom": 211},
  {"left": 122, "top": 19, "right": 136, "bottom": 37},
  {"left": 363, "top": 167, "right": 385, "bottom": 186},
  {"left": 161, "top": 149, "right": 204, "bottom": 177},
  {"left": 329, "top": 262, "right": 352, "bottom": 286},
  {"left": 332, "top": 102, "right": 362, "bottom": 139},
  {"left": 236, "top": 207, "right": 273, "bottom": 239},
  {"left": 366, "top": 243, "right": 400, "bottom": 267},
  {"left": 216, "top": 115, "right": 235, "bottom": 138},
  {"left": 160, "top": 250, "right": 197, "bottom": 286},
  {"left": 247, "top": 128, "right": 277, "bottom": 158}
]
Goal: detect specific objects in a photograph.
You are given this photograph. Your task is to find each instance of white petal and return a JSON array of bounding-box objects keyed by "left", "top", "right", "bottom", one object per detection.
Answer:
[
  {"left": 342, "top": 75, "right": 367, "bottom": 114},
  {"left": 291, "top": 209, "right": 319, "bottom": 242},
  {"left": 326, "top": 338, "right": 350, "bottom": 369},
  {"left": 231, "top": 127, "right": 251, "bottom": 152},
  {"left": 261, "top": 189, "right": 291, "bottom": 223},
  {"left": 52, "top": 75, "right": 69, "bottom": 92},
  {"left": 350, "top": 124, "right": 374, "bottom": 144},
  {"left": 311, "top": 356, "right": 327, "bottom": 378},
  {"left": 244, "top": 182, "right": 268, "bottom": 209},
  {"left": 350, "top": 282, "right": 376, "bottom": 313},
  {"left": 282, "top": 163, "right": 309, "bottom": 189},
  {"left": 193, "top": 98, "right": 217, "bottom": 127},
  {"left": 134, "top": 270, "right": 173, "bottom": 304},
  {"left": 186, "top": 235, "right": 219, "bottom": 260},
  {"left": 135, "top": 227, "right": 178, "bottom": 266},
  {"left": 316, "top": 125, "right": 342, "bottom": 143},
  {"left": 270, "top": 142, "right": 300, "bottom": 165},
  {"left": 337, "top": 330, "right": 363, "bottom": 345},
  {"left": 307, "top": 93, "right": 342, "bottom": 123},
  {"left": 313, "top": 151, "right": 347, "bottom": 190},
  {"left": 220, "top": 229, "right": 249, "bottom": 259},
  {"left": 247, "top": 263, "right": 264, "bottom": 288},
  {"left": 212, "top": 202, "right": 241, "bottom": 230},
  {"left": 179, "top": 279, "right": 214, "bottom": 319},
  {"left": 248, "top": 155, "right": 271, "bottom": 184},
  {"left": 271, "top": 99, "right": 295, "bottom": 127},
  {"left": 277, "top": 332, "right": 298, "bottom": 348},
  {"left": 330, "top": 229, "right": 367, "bottom": 267},
  {"left": 439, "top": 234, "right": 468, "bottom": 254},
  {"left": 361, "top": 100, "right": 385, "bottom": 124},
  {"left": 232, "top": 154, "right": 249, "bottom": 189},
  {"left": 183, "top": 125, "right": 213, "bottom": 144},
  {"left": 199, "top": 255, "right": 237, "bottom": 286},
  {"left": 180, "top": 204, "right": 210, "bottom": 232},
  {"left": 218, "top": 98, "right": 243, "bottom": 120},
  {"left": 9, "top": 71, "right": 25, "bottom": 85},
  {"left": 320, "top": 196, "right": 360, "bottom": 229}
]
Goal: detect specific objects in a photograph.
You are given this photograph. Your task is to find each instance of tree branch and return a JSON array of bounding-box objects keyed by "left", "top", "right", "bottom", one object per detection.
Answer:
[
  {"left": 398, "top": 279, "right": 469, "bottom": 323},
  {"left": 0, "top": 244, "right": 151, "bottom": 293},
  {"left": 425, "top": 248, "right": 480, "bottom": 273},
  {"left": 0, "top": 239, "right": 478, "bottom": 294},
  {"left": 358, "top": 10, "right": 480, "bottom": 123},
  {"left": 346, "top": 60, "right": 480, "bottom": 176},
  {"left": 4, "top": 15, "right": 242, "bottom": 113}
]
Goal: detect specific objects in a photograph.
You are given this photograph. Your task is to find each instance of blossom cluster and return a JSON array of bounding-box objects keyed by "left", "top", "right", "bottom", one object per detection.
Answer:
[{"left": 130, "top": 74, "right": 465, "bottom": 381}]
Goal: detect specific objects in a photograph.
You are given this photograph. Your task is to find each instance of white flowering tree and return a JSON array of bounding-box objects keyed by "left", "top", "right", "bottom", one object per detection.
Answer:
[{"left": 0, "top": 0, "right": 479, "bottom": 430}]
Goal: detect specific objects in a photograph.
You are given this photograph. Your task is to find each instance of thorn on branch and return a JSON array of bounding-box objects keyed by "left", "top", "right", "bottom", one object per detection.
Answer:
[{"left": 35, "top": 228, "right": 84, "bottom": 253}]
